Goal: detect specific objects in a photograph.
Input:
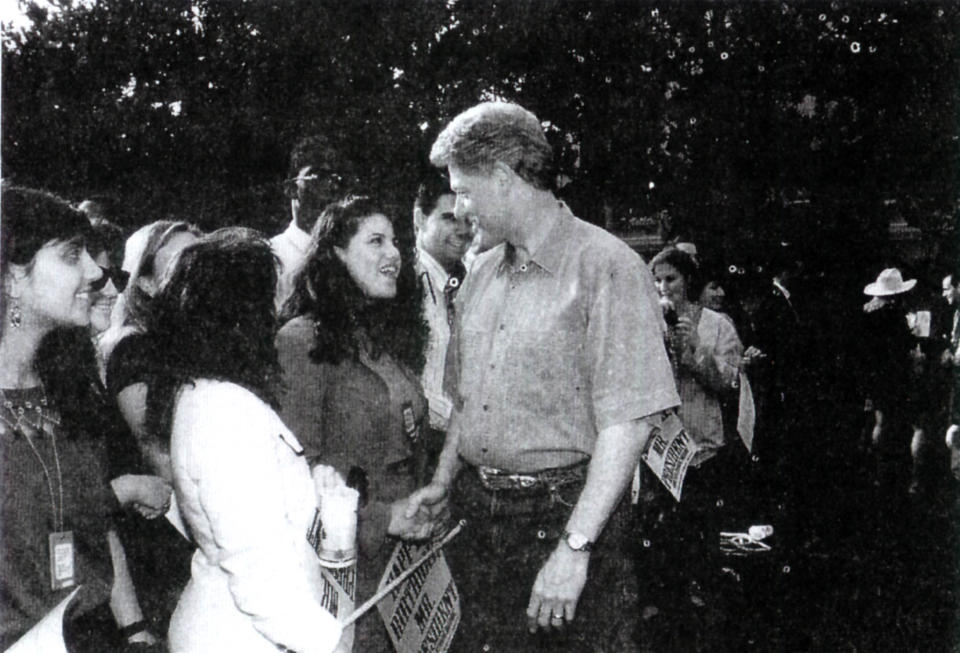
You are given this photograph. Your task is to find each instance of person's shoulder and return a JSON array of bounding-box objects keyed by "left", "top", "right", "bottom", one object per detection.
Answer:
[
  {"left": 105, "top": 329, "right": 153, "bottom": 394},
  {"left": 569, "top": 217, "right": 642, "bottom": 267},
  {"left": 470, "top": 243, "right": 506, "bottom": 273},
  {"left": 110, "top": 329, "right": 150, "bottom": 358},
  {"left": 700, "top": 306, "right": 735, "bottom": 330},
  {"left": 277, "top": 315, "right": 314, "bottom": 343},
  {"left": 176, "top": 380, "right": 271, "bottom": 425}
]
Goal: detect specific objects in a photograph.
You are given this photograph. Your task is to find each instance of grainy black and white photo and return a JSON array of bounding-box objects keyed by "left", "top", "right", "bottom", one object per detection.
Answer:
[{"left": 1, "top": 1, "right": 958, "bottom": 651}]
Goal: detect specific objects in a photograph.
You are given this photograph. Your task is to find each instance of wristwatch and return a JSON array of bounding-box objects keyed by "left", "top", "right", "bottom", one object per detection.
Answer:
[{"left": 562, "top": 530, "right": 594, "bottom": 552}]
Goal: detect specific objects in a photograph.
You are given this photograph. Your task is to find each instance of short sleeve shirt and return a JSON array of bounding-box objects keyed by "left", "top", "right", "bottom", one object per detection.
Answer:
[{"left": 446, "top": 203, "right": 679, "bottom": 472}]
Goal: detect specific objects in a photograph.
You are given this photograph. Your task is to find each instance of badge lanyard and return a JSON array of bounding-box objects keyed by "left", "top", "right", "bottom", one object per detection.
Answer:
[
  {"left": 20, "top": 426, "right": 65, "bottom": 532},
  {"left": 1, "top": 399, "right": 74, "bottom": 590}
]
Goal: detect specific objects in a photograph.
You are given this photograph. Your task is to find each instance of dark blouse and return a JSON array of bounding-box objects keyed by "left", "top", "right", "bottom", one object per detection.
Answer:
[
  {"left": 106, "top": 332, "right": 156, "bottom": 398},
  {"left": 0, "top": 386, "right": 118, "bottom": 648},
  {"left": 103, "top": 331, "right": 194, "bottom": 634},
  {"left": 276, "top": 315, "right": 427, "bottom": 653}
]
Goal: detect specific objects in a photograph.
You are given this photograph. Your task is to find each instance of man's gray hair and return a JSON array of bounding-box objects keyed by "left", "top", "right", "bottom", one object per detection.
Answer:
[{"left": 429, "top": 102, "right": 555, "bottom": 191}]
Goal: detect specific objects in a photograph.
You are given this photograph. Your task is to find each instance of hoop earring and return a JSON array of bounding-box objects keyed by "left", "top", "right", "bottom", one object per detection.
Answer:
[{"left": 9, "top": 300, "right": 22, "bottom": 329}]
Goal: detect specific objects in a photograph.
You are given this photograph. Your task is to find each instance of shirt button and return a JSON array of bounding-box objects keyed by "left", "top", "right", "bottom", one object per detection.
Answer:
[
  {"left": 483, "top": 404, "right": 490, "bottom": 411},
  {"left": 519, "top": 264, "right": 528, "bottom": 272},
  {"left": 490, "top": 364, "right": 495, "bottom": 369},
  {"left": 499, "top": 324, "right": 505, "bottom": 331}
]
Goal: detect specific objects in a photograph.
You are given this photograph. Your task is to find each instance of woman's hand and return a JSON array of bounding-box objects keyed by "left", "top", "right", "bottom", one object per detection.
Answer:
[
  {"left": 111, "top": 474, "right": 172, "bottom": 519},
  {"left": 740, "top": 346, "right": 766, "bottom": 370},
  {"left": 674, "top": 315, "right": 700, "bottom": 353}
]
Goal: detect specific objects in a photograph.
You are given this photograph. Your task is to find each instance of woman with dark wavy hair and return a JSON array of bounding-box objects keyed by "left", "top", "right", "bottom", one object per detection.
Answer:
[
  {"left": 146, "top": 228, "right": 343, "bottom": 653},
  {"left": 277, "top": 195, "right": 431, "bottom": 652}
]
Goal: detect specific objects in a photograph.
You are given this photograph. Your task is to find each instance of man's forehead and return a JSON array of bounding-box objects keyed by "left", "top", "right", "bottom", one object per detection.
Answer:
[
  {"left": 448, "top": 164, "right": 490, "bottom": 185},
  {"left": 428, "top": 193, "right": 457, "bottom": 217},
  {"left": 945, "top": 275, "right": 955, "bottom": 288}
]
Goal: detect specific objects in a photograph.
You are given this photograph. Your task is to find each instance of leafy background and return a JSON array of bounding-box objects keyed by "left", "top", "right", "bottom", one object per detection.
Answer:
[{"left": 3, "top": 0, "right": 958, "bottom": 275}]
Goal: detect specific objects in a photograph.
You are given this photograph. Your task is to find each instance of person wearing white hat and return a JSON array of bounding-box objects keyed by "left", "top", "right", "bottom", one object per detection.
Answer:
[
  {"left": 861, "top": 267, "right": 918, "bottom": 494},
  {"left": 863, "top": 267, "right": 917, "bottom": 298}
]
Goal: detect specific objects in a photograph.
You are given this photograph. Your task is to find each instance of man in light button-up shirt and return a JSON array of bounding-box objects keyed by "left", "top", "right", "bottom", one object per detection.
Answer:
[
  {"left": 407, "top": 102, "right": 679, "bottom": 652},
  {"left": 413, "top": 175, "right": 472, "bottom": 435}
]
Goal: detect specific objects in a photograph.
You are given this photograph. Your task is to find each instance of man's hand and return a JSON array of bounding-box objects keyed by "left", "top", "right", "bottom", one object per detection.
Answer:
[
  {"left": 525, "top": 544, "right": 589, "bottom": 633},
  {"left": 390, "top": 483, "right": 450, "bottom": 540},
  {"left": 404, "top": 482, "right": 449, "bottom": 521},
  {"left": 387, "top": 497, "right": 436, "bottom": 541}
]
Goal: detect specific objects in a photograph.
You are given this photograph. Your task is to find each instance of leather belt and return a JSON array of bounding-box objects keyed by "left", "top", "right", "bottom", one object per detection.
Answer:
[{"left": 474, "top": 461, "right": 587, "bottom": 492}]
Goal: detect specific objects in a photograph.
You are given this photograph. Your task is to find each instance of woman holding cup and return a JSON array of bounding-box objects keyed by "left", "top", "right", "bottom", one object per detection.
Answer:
[{"left": 638, "top": 246, "right": 747, "bottom": 648}]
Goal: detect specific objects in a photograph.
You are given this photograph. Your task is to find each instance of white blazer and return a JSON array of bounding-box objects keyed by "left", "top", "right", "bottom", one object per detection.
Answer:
[{"left": 169, "top": 380, "right": 341, "bottom": 653}]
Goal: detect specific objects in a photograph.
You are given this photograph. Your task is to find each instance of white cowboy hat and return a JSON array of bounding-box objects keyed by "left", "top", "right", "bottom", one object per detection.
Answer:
[{"left": 863, "top": 268, "right": 916, "bottom": 296}]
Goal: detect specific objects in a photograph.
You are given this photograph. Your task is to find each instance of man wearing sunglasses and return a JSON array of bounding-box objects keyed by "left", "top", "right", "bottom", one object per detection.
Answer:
[{"left": 271, "top": 135, "right": 354, "bottom": 310}]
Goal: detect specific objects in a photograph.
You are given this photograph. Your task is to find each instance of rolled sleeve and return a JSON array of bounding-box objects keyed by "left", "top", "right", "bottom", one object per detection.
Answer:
[{"left": 588, "top": 257, "right": 680, "bottom": 432}]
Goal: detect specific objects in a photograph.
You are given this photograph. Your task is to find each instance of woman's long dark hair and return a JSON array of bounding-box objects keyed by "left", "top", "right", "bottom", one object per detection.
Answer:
[
  {"left": 280, "top": 195, "right": 428, "bottom": 373},
  {"left": 144, "top": 227, "right": 282, "bottom": 444}
]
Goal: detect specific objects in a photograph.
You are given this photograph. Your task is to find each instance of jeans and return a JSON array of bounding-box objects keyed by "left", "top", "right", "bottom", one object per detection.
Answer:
[{"left": 444, "top": 463, "right": 639, "bottom": 653}]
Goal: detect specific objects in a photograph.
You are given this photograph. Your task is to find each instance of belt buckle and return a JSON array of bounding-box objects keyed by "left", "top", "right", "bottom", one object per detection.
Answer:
[
  {"left": 477, "top": 465, "right": 499, "bottom": 490},
  {"left": 514, "top": 475, "right": 538, "bottom": 489}
]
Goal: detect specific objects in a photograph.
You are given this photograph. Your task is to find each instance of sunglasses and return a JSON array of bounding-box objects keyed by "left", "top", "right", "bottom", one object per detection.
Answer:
[{"left": 91, "top": 265, "right": 130, "bottom": 292}]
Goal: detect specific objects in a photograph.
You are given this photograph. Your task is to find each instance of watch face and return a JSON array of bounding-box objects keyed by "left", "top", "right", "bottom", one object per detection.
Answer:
[{"left": 567, "top": 532, "right": 589, "bottom": 550}]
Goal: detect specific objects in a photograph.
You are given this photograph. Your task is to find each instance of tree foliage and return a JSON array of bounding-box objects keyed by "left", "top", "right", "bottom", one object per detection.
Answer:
[{"left": 3, "top": 0, "right": 958, "bottom": 269}]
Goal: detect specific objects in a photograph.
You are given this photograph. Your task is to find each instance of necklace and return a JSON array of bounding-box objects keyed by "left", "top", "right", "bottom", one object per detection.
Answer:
[
  {"left": 0, "top": 387, "right": 65, "bottom": 530},
  {"left": 0, "top": 387, "right": 61, "bottom": 433}
]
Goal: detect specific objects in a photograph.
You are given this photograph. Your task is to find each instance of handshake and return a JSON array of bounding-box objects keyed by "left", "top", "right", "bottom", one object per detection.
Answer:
[{"left": 388, "top": 482, "right": 451, "bottom": 542}]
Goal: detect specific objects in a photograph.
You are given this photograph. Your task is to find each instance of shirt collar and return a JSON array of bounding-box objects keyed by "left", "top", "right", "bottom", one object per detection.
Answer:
[
  {"left": 417, "top": 248, "right": 450, "bottom": 285},
  {"left": 499, "top": 200, "right": 572, "bottom": 276},
  {"left": 282, "top": 219, "right": 312, "bottom": 254}
]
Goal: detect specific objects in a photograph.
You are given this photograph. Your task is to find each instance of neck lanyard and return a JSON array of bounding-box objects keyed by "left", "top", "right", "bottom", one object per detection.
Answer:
[{"left": 22, "top": 428, "right": 65, "bottom": 531}]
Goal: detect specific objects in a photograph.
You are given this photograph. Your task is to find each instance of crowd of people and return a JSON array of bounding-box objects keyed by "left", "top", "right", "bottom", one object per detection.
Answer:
[{"left": 1, "top": 100, "right": 958, "bottom": 652}]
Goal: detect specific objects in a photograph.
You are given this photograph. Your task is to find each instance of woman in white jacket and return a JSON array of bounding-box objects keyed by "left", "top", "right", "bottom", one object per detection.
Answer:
[{"left": 142, "top": 228, "right": 343, "bottom": 653}]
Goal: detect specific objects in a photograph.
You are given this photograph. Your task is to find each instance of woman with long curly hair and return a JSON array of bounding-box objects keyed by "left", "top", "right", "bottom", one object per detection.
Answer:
[
  {"left": 146, "top": 228, "right": 344, "bottom": 653},
  {"left": 277, "top": 195, "right": 432, "bottom": 652}
]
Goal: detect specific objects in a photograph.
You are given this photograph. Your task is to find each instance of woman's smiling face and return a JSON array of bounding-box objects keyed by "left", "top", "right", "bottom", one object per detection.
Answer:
[
  {"left": 653, "top": 261, "right": 689, "bottom": 305},
  {"left": 335, "top": 213, "right": 401, "bottom": 300},
  {"left": 15, "top": 237, "right": 102, "bottom": 331}
]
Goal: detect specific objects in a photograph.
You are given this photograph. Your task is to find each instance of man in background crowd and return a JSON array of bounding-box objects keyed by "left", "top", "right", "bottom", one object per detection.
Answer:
[
  {"left": 271, "top": 135, "right": 354, "bottom": 310},
  {"left": 940, "top": 271, "right": 960, "bottom": 475},
  {"left": 412, "top": 174, "right": 472, "bottom": 479}
]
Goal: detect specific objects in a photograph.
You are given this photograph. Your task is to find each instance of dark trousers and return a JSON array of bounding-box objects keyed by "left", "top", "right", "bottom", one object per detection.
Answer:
[
  {"left": 444, "top": 463, "right": 639, "bottom": 653},
  {"left": 635, "top": 446, "right": 784, "bottom": 652}
]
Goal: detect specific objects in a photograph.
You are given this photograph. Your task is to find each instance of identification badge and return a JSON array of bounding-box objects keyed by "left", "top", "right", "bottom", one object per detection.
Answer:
[
  {"left": 49, "top": 531, "right": 76, "bottom": 591},
  {"left": 401, "top": 401, "right": 420, "bottom": 444}
]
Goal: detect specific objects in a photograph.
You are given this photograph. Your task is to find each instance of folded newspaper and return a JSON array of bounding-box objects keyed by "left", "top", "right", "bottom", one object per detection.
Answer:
[{"left": 642, "top": 412, "right": 701, "bottom": 501}]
